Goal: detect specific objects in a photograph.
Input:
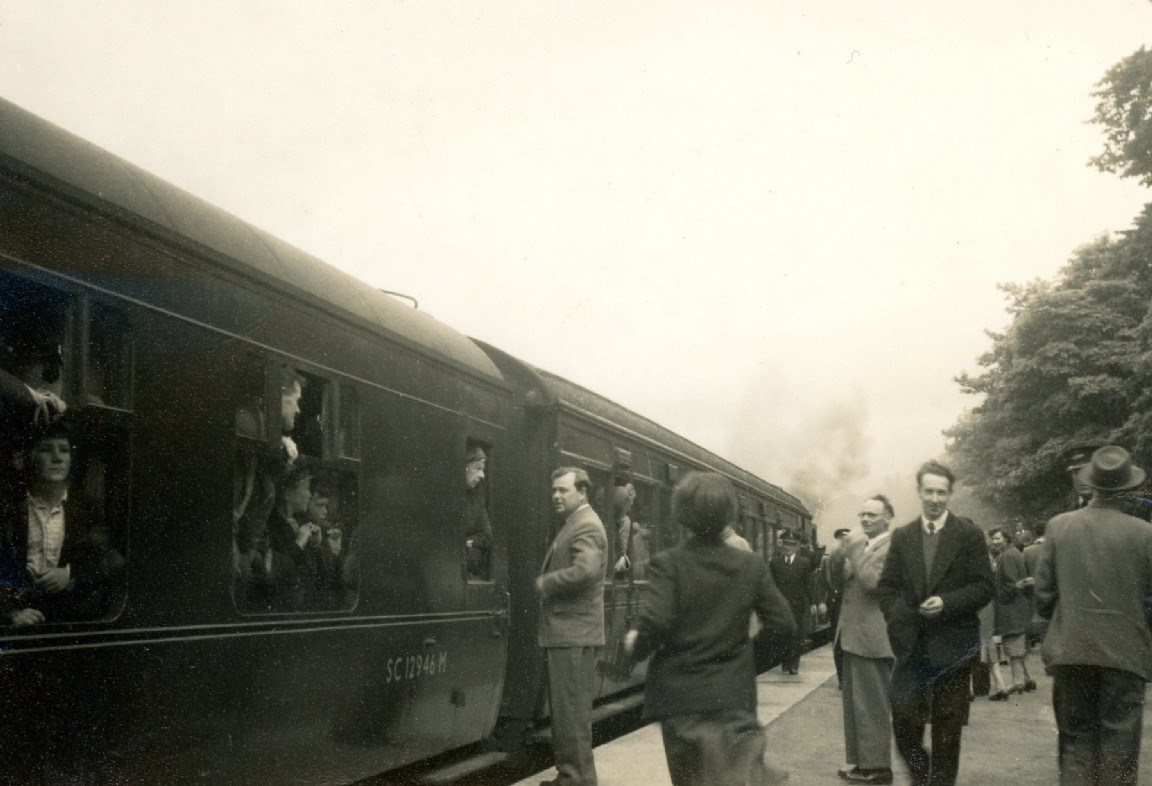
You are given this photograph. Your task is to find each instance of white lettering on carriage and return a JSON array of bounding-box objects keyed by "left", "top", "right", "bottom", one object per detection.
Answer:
[{"left": 385, "top": 650, "right": 450, "bottom": 683}]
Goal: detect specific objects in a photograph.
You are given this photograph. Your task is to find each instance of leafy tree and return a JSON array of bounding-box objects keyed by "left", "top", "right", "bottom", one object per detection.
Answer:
[
  {"left": 1091, "top": 46, "right": 1152, "bottom": 186},
  {"left": 946, "top": 220, "right": 1152, "bottom": 521}
]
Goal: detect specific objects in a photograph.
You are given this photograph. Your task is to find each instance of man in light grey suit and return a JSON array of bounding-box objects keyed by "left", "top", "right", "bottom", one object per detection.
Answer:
[
  {"left": 831, "top": 494, "right": 896, "bottom": 784},
  {"left": 535, "top": 467, "right": 607, "bottom": 786},
  {"left": 1036, "top": 446, "right": 1152, "bottom": 786}
]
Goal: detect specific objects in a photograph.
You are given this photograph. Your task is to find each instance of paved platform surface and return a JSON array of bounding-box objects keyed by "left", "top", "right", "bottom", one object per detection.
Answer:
[{"left": 512, "top": 644, "right": 1152, "bottom": 785}]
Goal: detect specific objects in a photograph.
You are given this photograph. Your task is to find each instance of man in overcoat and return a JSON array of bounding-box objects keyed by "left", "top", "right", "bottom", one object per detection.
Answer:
[
  {"left": 1035, "top": 446, "right": 1152, "bottom": 785},
  {"left": 536, "top": 467, "right": 607, "bottom": 786},
  {"left": 877, "top": 460, "right": 994, "bottom": 786},
  {"left": 771, "top": 531, "right": 813, "bottom": 674},
  {"left": 831, "top": 495, "right": 896, "bottom": 784}
]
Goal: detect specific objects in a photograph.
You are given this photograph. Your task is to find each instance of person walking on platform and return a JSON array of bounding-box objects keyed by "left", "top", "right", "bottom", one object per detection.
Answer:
[
  {"left": 624, "top": 471, "right": 796, "bottom": 786},
  {"left": 536, "top": 467, "right": 607, "bottom": 786},
  {"left": 771, "top": 531, "right": 813, "bottom": 675},
  {"left": 829, "top": 495, "right": 896, "bottom": 784},
  {"left": 988, "top": 527, "right": 1035, "bottom": 697},
  {"left": 877, "top": 460, "right": 994, "bottom": 786},
  {"left": 1035, "top": 446, "right": 1152, "bottom": 786}
]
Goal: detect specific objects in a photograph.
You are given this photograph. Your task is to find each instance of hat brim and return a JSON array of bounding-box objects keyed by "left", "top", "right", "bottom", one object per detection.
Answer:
[{"left": 1076, "top": 463, "right": 1147, "bottom": 492}]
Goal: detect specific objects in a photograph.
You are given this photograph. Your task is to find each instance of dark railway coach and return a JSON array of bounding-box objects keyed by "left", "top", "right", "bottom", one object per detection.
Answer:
[{"left": 0, "top": 98, "right": 812, "bottom": 784}]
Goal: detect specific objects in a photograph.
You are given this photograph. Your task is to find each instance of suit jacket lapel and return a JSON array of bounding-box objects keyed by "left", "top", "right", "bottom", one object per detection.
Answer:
[{"left": 926, "top": 512, "right": 963, "bottom": 592}]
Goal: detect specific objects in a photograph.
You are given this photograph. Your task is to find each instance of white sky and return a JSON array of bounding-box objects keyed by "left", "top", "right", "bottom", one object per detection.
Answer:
[{"left": 2, "top": 1, "right": 1151, "bottom": 538}]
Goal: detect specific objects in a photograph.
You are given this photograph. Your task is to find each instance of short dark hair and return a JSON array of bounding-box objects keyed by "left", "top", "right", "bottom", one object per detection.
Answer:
[
  {"left": 278, "top": 463, "right": 312, "bottom": 496},
  {"left": 1032, "top": 519, "right": 1047, "bottom": 538},
  {"left": 279, "top": 366, "right": 306, "bottom": 395},
  {"left": 672, "top": 472, "right": 736, "bottom": 541},
  {"left": 868, "top": 494, "right": 895, "bottom": 518},
  {"left": 551, "top": 466, "right": 591, "bottom": 495},
  {"left": 988, "top": 526, "right": 1012, "bottom": 542},
  {"left": 916, "top": 460, "right": 956, "bottom": 490}
]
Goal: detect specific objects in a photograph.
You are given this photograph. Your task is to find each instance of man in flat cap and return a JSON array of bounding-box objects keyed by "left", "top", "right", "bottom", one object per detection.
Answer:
[{"left": 1036, "top": 446, "right": 1152, "bottom": 785}]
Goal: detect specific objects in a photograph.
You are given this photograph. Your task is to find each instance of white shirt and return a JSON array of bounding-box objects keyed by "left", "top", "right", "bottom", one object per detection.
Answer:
[
  {"left": 921, "top": 513, "right": 947, "bottom": 535},
  {"left": 26, "top": 490, "right": 70, "bottom": 577}
]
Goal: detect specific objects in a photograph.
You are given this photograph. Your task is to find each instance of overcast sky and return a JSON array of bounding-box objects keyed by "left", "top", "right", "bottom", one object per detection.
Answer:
[{"left": 3, "top": 1, "right": 1151, "bottom": 538}]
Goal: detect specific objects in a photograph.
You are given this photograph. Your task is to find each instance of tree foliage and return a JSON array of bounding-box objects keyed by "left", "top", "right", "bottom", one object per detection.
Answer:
[
  {"left": 946, "top": 208, "right": 1152, "bottom": 522},
  {"left": 1091, "top": 46, "right": 1152, "bottom": 186}
]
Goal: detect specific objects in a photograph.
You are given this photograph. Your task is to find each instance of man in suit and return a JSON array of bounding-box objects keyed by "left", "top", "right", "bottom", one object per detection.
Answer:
[
  {"left": 831, "top": 496, "right": 896, "bottom": 784},
  {"left": 877, "top": 460, "right": 994, "bottom": 786},
  {"left": 1035, "top": 446, "right": 1152, "bottom": 786},
  {"left": 536, "top": 467, "right": 607, "bottom": 786},
  {"left": 771, "top": 530, "right": 813, "bottom": 674},
  {"left": 1020, "top": 519, "right": 1046, "bottom": 647}
]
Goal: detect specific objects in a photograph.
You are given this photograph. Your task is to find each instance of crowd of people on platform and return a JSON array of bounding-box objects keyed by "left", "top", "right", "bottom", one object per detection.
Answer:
[{"left": 536, "top": 446, "right": 1152, "bottom": 786}]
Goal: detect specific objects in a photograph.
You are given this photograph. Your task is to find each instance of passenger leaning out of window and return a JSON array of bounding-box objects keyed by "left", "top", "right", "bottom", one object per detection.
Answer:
[
  {"left": 464, "top": 445, "right": 492, "bottom": 580},
  {"left": 0, "top": 419, "right": 123, "bottom": 626}
]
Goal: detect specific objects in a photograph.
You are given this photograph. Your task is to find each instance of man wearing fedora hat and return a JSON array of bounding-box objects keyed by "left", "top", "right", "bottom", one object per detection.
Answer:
[{"left": 1035, "top": 446, "right": 1152, "bottom": 786}]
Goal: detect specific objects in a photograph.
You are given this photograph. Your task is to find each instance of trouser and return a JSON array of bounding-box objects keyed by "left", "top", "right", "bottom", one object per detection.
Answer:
[
  {"left": 842, "top": 651, "right": 894, "bottom": 770},
  {"left": 545, "top": 646, "right": 599, "bottom": 786},
  {"left": 660, "top": 710, "right": 766, "bottom": 786},
  {"left": 890, "top": 653, "right": 971, "bottom": 786},
  {"left": 1052, "top": 665, "right": 1146, "bottom": 786}
]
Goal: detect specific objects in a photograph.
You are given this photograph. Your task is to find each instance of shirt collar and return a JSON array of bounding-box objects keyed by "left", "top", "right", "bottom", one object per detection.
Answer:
[
  {"left": 27, "top": 488, "right": 68, "bottom": 510},
  {"left": 921, "top": 512, "right": 947, "bottom": 534}
]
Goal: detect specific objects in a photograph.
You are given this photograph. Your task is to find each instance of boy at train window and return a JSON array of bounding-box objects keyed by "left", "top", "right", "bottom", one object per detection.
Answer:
[{"left": 0, "top": 419, "right": 122, "bottom": 626}]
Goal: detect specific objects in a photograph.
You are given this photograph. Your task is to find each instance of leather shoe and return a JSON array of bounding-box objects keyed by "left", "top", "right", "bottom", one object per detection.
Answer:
[
  {"left": 1007, "top": 684, "right": 1025, "bottom": 696},
  {"left": 838, "top": 764, "right": 858, "bottom": 778},
  {"left": 844, "top": 768, "right": 893, "bottom": 784},
  {"left": 1024, "top": 679, "right": 1037, "bottom": 692},
  {"left": 989, "top": 690, "right": 1008, "bottom": 701}
]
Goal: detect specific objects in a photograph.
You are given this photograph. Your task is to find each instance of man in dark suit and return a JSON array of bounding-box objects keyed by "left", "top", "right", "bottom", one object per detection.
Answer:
[
  {"left": 771, "top": 530, "right": 813, "bottom": 674},
  {"left": 877, "top": 460, "right": 994, "bottom": 786},
  {"left": 536, "top": 467, "right": 607, "bottom": 786},
  {"left": 1035, "top": 446, "right": 1152, "bottom": 786}
]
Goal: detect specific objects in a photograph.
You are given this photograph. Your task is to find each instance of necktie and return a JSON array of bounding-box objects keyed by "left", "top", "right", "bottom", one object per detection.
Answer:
[{"left": 924, "top": 521, "right": 938, "bottom": 575}]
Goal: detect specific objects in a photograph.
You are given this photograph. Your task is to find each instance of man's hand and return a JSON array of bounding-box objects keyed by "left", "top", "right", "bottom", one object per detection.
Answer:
[
  {"left": 326, "top": 528, "right": 343, "bottom": 557},
  {"left": 1015, "top": 577, "right": 1035, "bottom": 590},
  {"left": 622, "top": 629, "right": 638, "bottom": 657},
  {"left": 918, "top": 595, "right": 944, "bottom": 618},
  {"left": 296, "top": 523, "right": 321, "bottom": 549},
  {"left": 33, "top": 565, "right": 71, "bottom": 594},
  {"left": 10, "top": 608, "right": 44, "bottom": 626},
  {"left": 534, "top": 575, "right": 545, "bottom": 596},
  {"left": 614, "top": 555, "right": 630, "bottom": 573}
]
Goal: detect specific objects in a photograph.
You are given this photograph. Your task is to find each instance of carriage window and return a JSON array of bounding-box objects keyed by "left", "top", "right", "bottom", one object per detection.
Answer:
[
  {"left": 614, "top": 481, "right": 653, "bottom": 581},
  {"left": 337, "top": 384, "right": 360, "bottom": 459},
  {"left": 464, "top": 439, "right": 492, "bottom": 582},
  {"left": 293, "top": 370, "right": 328, "bottom": 458},
  {"left": 0, "top": 273, "right": 69, "bottom": 421},
  {"left": 233, "top": 362, "right": 359, "bottom": 614},
  {"left": 85, "top": 302, "right": 132, "bottom": 409}
]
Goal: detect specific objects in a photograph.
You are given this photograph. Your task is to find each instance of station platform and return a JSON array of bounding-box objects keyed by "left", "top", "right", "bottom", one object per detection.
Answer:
[{"left": 512, "top": 644, "right": 1152, "bottom": 785}]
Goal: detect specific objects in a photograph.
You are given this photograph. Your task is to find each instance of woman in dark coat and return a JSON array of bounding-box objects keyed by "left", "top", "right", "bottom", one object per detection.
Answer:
[
  {"left": 624, "top": 472, "right": 796, "bottom": 786},
  {"left": 990, "top": 527, "right": 1036, "bottom": 698}
]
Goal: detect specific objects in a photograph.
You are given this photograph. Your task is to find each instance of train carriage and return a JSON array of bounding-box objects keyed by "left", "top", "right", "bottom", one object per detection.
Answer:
[{"left": 0, "top": 97, "right": 814, "bottom": 785}]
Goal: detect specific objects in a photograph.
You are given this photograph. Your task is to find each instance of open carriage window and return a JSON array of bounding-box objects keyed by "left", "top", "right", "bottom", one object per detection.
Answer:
[
  {"left": 0, "top": 273, "right": 128, "bottom": 627},
  {"left": 463, "top": 439, "right": 493, "bottom": 582},
  {"left": 232, "top": 361, "right": 359, "bottom": 614}
]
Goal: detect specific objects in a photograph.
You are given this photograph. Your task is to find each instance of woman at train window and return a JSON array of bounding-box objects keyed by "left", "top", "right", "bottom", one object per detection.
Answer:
[
  {"left": 0, "top": 419, "right": 123, "bottom": 626},
  {"left": 623, "top": 471, "right": 796, "bottom": 786}
]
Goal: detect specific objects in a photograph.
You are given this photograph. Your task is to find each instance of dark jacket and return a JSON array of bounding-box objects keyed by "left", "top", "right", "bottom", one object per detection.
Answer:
[
  {"left": 993, "top": 546, "right": 1031, "bottom": 637},
  {"left": 632, "top": 539, "right": 796, "bottom": 720},
  {"left": 877, "top": 513, "right": 994, "bottom": 666},
  {"left": 0, "top": 490, "right": 119, "bottom": 623},
  {"left": 770, "top": 552, "right": 813, "bottom": 633}
]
